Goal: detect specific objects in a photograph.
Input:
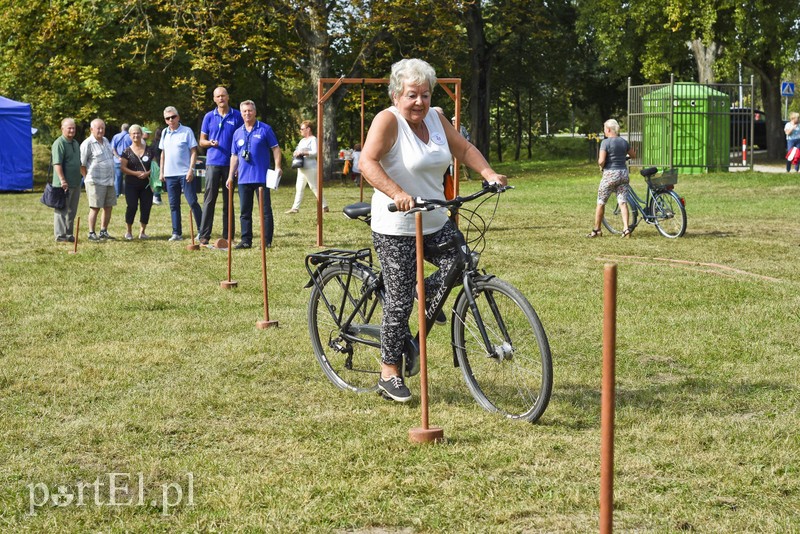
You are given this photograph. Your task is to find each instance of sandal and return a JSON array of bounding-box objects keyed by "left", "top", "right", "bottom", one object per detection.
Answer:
[
  {"left": 621, "top": 227, "right": 633, "bottom": 238},
  {"left": 586, "top": 228, "right": 602, "bottom": 238}
]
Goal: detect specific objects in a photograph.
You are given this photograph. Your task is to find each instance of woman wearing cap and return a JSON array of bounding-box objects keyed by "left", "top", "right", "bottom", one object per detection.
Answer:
[{"left": 120, "top": 124, "right": 157, "bottom": 239}]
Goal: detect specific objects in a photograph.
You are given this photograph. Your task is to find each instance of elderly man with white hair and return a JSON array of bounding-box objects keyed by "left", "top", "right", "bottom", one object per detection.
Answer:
[{"left": 80, "top": 118, "right": 116, "bottom": 240}]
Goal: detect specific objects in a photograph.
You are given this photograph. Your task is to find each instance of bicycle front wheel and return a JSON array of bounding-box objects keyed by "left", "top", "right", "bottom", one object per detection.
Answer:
[
  {"left": 452, "top": 277, "right": 552, "bottom": 422},
  {"left": 651, "top": 190, "right": 686, "bottom": 238},
  {"left": 308, "top": 262, "right": 383, "bottom": 393},
  {"left": 602, "top": 194, "right": 638, "bottom": 235}
]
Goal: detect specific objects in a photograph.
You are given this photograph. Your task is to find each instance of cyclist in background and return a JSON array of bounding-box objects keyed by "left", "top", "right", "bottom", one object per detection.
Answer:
[
  {"left": 359, "top": 58, "right": 506, "bottom": 403},
  {"left": 588, "top": 118, "right": 636, "bottom": 239}
]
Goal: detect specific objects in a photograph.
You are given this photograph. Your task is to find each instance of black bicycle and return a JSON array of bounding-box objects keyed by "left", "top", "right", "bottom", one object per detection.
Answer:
[
  {"left": 603, "top": 167, "right": 687, "bottom": 238},
  {"left": 304, "top": 183, "right": 553, "bottom": 422}
]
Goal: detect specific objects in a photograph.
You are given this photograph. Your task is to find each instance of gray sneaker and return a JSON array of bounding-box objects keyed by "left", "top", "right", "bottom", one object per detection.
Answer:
[
  {"left": 168, "top": 234, "right": 183, "bottom": 242},
  {"left": 88, "top": 231, "right": 100, "bottom": 241},
  {"left": 99, "top": 229, "right": 113, "bottom": 240},
  {"left": 378, "top": 376, "right": 412, "bottom": 403}
]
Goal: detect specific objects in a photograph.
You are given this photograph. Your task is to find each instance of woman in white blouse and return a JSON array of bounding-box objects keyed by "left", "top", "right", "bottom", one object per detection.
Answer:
[{"left": 286, "top": 120, "right": 328, "bottom": 213}]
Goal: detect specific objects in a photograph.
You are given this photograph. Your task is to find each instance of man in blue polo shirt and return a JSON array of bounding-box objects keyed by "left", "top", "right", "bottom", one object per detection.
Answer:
[
  {"left": 198, "top": 87, "right": 243, "bottom": 245},
  {"left": 159, "top": 106, "right": 200, "bottom": 241},
  {"left": 226, "top": 100, "right": 281, "bottom": 249},
  {"left": 111, "top": 123, "right": 132, "bottom": 197}
]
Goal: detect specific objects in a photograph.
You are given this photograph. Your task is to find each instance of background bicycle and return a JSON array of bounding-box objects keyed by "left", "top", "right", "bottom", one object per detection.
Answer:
[
  {"left": 603, "top": 167, "right": 687, "bottom": 238},
  {"left": 305, "top": 183, "right": 553, "bottom": 423}
]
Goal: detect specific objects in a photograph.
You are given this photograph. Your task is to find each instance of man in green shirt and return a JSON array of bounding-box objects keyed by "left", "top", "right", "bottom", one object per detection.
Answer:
[{"left": 52, "top": 118, "right": 83, "bottom": 242}]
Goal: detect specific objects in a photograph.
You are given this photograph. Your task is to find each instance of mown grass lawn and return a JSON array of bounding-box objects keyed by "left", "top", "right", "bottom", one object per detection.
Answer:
[{"left": 0, "top": 161, "right": 798, "bottom": 532}]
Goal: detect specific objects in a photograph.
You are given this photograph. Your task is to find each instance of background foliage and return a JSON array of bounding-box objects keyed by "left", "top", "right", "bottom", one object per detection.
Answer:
[{"left": 2, "top": 0, "right": 798, "bottom": 162}]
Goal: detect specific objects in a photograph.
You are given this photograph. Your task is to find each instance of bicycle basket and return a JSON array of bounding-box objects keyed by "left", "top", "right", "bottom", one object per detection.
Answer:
[{"left": 649, "top": 169, "right": 678, "bottom": 188}]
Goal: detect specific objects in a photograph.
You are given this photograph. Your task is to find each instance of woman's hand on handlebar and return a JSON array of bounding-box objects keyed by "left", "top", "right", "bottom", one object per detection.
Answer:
[
  {"left": 482, "top": 171, "right": 507, "bottom": 186},
  {"left": 391, "top": 191, "right": 415, "bottom": 212}
]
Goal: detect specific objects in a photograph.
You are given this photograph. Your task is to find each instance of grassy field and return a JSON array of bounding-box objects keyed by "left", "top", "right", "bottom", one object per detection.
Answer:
[{"left": 1, "top": 162, "right": 798, "bottom": 532}]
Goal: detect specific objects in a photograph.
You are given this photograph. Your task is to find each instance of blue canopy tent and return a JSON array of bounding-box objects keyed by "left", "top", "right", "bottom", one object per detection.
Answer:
[{"left": 0, "top": 96, "right": 34, "bottom": 191}]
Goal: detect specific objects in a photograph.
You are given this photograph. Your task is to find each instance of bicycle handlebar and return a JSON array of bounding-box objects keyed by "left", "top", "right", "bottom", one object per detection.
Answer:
[{"left": 387, "top": 181, "right": 513, "bottom": 214}]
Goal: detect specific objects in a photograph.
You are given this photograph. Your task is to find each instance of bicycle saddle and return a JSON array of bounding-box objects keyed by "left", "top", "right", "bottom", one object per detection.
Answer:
[
  {"left": 343, "top": 202, "right": 371, "bottom": 220},
  {"left": 640, "top": 167, "right": 659, "bottom": 178}
]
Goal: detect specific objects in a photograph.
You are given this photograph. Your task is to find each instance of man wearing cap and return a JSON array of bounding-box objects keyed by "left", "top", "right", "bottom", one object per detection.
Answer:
[
  {"left": 198, "top": 86, "right": 243, "bottom": 245},
  {"left": 111, "top": 123, "right": 132, "bottom": 197}
]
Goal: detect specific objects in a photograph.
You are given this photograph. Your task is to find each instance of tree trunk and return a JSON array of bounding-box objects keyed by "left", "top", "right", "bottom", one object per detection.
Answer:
[
  {"left": 464, "top": 3, "right": 495, "bottom": 158},
  {"left": 690, "top": 39, "right": 718, "bottom": 84},
  {"left": 300, "top": 6, "right": 339, "bottom": 180},
  {"left": 513, "top": 89, "right": 522, "bottom": 160},
  {"left": 751, "top": 62, "right": 785, "bottom": 159}
]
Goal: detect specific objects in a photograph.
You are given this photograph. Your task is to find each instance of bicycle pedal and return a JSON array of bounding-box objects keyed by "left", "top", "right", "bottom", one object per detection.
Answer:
[{"left": 377, "top": 390, "right": 393, "bottom": 401}]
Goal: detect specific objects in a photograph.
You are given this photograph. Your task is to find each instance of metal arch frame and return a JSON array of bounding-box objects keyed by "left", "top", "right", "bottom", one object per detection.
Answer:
[{"left": 315, "top": 77, "right": 463, "bottom": 246}]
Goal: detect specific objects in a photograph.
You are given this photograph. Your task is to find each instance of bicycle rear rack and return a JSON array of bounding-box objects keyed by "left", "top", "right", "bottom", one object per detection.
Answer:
[
  {"left": 304, "top": 248, "right": 375, "bottom": 290},
  {"left": 306, "top": 248, "right": 372, "bottom": 267}
]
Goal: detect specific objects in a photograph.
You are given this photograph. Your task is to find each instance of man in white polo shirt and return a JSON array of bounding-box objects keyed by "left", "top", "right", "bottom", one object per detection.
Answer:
[
  {"left": 80, "top": 118, "right": 116, "bottom": 241},
  {"left": 159, "top": 106, "right": 200, "bottom": 241}
]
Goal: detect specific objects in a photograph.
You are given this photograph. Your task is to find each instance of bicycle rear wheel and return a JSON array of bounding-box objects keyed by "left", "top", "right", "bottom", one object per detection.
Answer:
[
  {"left": 308, "top": 262, "right": 383, "bottom": 393},
  {"left": 651, "top": 190, "right": 686, "bottom": 238},
  {"left": 602, "top": 194, "right": 638, "bottom": 235},
  {"left": 452, "top": 277, "right": 552, "bottom": 422}
]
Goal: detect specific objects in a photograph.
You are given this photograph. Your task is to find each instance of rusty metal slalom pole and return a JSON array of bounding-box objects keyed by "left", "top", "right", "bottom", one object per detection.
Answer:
[
  {"left": 220, "top": 183, "right": 237, "bottom": 288},
  {"left": 600, "top": 263, "right": 617, "bottom": 534},
  {"left": 256, "top": 187, "right": 277, "bottom": 329},
  {"left": 186, "top": 209, "right": 200, "bottom": 251},
  {"left": 409, "top": 211, "right": 444, "bottom": 444},
  {"left": 68, "top": 216, "right": 80, "bottom": 254}
]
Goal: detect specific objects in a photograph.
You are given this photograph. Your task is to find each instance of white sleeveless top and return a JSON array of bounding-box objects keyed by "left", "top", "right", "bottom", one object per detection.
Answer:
[{"left": 371, "top": 107, "right": 452, "bottom": 236}]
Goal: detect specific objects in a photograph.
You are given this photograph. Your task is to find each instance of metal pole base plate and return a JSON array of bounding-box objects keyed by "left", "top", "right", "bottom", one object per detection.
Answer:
[
  {"left": 256, "top": 320, "right": 278, "bottom": 329},
  {"left": 186, "top": 244, "right": 200, "bottom": 251},
  {"left": 220, "top": 280, "right": 238, "bottom": 289}
]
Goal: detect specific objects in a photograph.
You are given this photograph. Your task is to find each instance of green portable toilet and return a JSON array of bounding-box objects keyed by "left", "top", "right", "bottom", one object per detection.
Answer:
[{"left": 642, "top": 83, "right": 730, "bottom": 174}]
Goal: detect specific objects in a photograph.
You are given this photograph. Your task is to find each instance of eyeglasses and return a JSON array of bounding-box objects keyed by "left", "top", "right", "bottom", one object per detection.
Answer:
[{"left": 164, "top": 115, "right": 178, "bottom": 121}]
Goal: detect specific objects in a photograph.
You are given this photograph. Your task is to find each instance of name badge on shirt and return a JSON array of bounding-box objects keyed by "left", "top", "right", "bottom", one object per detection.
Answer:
[
  {"left": 142, "top": 156, "right": 149, "bottom": 162},
  {"left": 431, "top": 132, "right": 446, "bottom": 145},
  {"left": 237, "top": 139, "right": 245, "bottom": 147}
]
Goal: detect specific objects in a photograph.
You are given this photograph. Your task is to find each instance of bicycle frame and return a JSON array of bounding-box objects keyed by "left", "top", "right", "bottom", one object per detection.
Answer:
[
  {"left": 627, "top": 181, "right": 654, "bottom": 222},
  {"left": 305, "top": 249, "right": 384, "bottom": 350},
  {"left": 305, "top": 184, "right": 511, "bottom": 362},
  {"left": 624, "top": 176, "right": 677, "bottom": 227}
]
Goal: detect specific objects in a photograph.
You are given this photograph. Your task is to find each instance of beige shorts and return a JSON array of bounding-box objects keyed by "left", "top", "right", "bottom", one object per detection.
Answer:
[{"left": 85, "top": 183, "right": 117, "bottom": 208}]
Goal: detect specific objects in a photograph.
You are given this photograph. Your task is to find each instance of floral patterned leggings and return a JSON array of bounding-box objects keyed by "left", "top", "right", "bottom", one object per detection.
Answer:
[
  {"left": 372, "top": 220, "right": 463, "bottom": 367},
  {"left": 597, "top": 169, "right": 631, "bottom": 205}
]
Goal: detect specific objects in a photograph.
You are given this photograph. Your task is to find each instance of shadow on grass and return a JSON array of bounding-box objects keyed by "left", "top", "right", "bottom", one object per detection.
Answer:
[{"left": 553, "top": 377, "right": 797, "bottom": 430}]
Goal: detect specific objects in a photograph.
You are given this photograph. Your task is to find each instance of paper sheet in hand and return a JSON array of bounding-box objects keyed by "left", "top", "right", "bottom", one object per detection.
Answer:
[{"left": 266, "top": 169, "right": 281, "bottom": 189}]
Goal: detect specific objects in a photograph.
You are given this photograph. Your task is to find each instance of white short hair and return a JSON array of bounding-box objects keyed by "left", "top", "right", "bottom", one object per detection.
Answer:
[
  {"left": 388, "top": 58, "right": 437, "bottom": 101},
  {"left": 604, "top": 119, "right": 620, "bottom": 135}
]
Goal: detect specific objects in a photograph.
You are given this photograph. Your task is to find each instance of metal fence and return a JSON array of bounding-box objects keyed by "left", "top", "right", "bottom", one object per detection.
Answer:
[{"left": 627, "top": 76, "right": 755, "bottom": 173}]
